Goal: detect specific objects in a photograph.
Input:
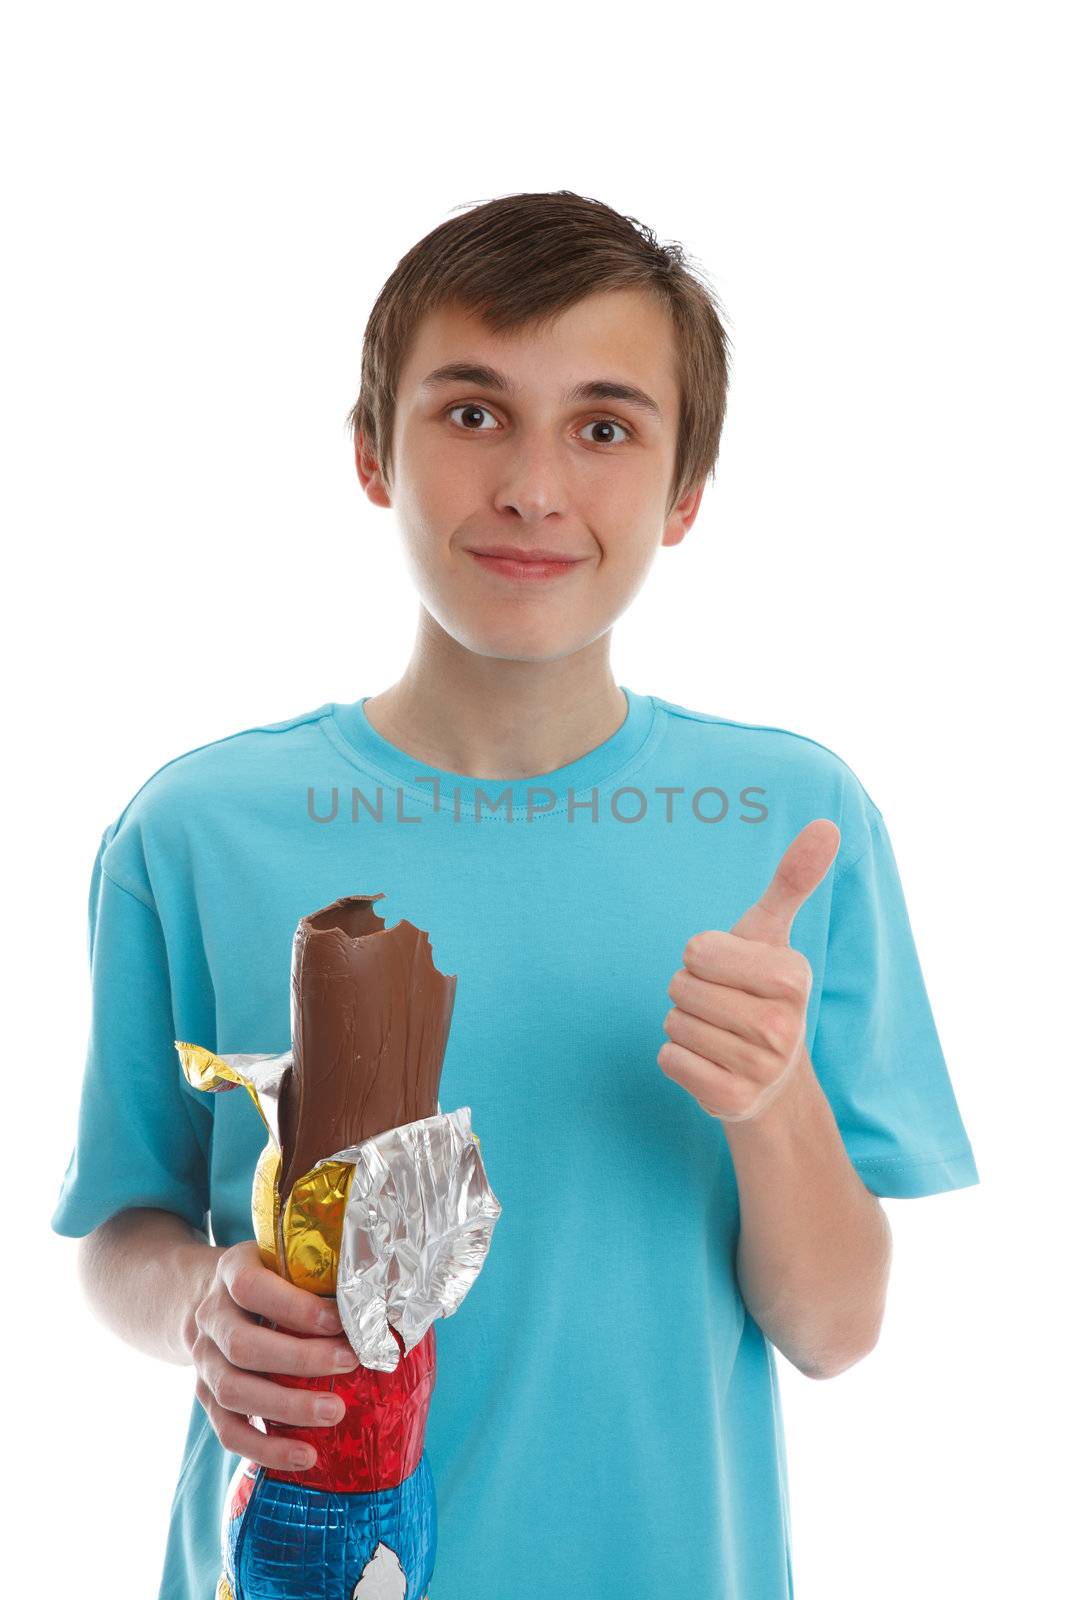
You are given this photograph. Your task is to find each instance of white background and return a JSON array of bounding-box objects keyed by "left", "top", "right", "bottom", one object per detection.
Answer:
[{"left": 5, "top": 2, "right": 1062, "bottom": 1595}]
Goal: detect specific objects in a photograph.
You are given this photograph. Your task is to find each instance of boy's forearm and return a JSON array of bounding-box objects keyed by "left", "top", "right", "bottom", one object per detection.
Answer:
[
  {"left": 77, "top": 1206, "right": 227, "bottom": 1367},
  {"left": 722, "top": 1049, "right": 893, "bottom": 1379}
]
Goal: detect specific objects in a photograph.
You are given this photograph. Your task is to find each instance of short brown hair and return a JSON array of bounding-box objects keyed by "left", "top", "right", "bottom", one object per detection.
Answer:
[{"left": 345, "top": 190, "right": 732, "bottom": 519}]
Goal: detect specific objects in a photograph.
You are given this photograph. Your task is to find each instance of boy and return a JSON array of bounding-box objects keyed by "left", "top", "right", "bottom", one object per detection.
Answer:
[{"left": 52, "top": 189, "right": 980, "bottom": 1600}]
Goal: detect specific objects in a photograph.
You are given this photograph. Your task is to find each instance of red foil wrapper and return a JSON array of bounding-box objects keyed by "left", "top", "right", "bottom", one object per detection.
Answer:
[{"left": 259, "top": 1323, "right": 437, "bottom": 1493}]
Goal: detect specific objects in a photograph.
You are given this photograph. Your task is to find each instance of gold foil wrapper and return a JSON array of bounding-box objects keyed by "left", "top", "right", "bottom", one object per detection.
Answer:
[
  {"left": 281, "top": 1159, "right": 355, "bottom": 1295},
  {"left": 175, "top": 1043, "right": 287, "bottom": 1271},
  {"left": 178, "top": 1042, "right": 360, "bottom": 1285}
]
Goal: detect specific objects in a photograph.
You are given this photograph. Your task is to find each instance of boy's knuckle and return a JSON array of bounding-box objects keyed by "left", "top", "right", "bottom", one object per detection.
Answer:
[
  {"left": 227, "top": 1263, "right": 258, "bottom": 1307},
  {"left": 214, "top": 1371, "right": 241, "bottom": 1411},
  {"left": 666, "top": 970, "right": 688, "bottom": 1003},
  {"left": 228, "top": 1331, "right": 256, "bottom": 1371},
  {"left": 760, "top": 1004, "right": 792, "bottom": 1050},
  {"left": 685, "top": 930, "right": 717, "bottom": 964}
]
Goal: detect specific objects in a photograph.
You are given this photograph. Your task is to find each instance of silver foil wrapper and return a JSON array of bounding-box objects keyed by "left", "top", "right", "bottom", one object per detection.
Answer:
[
  {"left": 324, "top": 1107, "right": 502, "bottom": 1372},
  {"left": 215, "top": 1050, "right": 292, "bottom": 1148}
]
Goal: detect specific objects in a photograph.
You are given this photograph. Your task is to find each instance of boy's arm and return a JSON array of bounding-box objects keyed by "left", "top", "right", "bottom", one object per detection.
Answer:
[
  {"left": 660, "top": 821, "right": 893, "bottom": 1379},
  {"left": 78, "top": 1206, "right": 227, "bottom": 1367},
  {"left": 722, "top": 1047, "right": 893, "bottom": 1379}
]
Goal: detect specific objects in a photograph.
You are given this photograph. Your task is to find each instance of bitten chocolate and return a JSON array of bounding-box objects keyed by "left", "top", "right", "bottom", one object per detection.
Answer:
[{"left": 276, "top": 893, "right": 458, "bottom": 1206}]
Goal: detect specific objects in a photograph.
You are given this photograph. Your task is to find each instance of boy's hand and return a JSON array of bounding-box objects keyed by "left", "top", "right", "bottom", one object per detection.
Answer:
[
  {"left": 659, "top": 819, "right": 840, "bottom": 1123},
  {"left": 190, "top": 1240, "right": 360, "bottom": 1472}
]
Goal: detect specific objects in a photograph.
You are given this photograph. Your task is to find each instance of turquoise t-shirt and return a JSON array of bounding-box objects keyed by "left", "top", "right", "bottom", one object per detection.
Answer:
[{"left": 51, "top": 686, "right": 980, "bottom": 1600}]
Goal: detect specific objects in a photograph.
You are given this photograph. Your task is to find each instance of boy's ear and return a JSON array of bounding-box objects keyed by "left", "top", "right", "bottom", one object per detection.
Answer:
[
  {"left": 662, "top": 480, "right": 706, "bottom": 548},
  {"left": 355, "top": 430, "right": 392, "bottom": 508}
]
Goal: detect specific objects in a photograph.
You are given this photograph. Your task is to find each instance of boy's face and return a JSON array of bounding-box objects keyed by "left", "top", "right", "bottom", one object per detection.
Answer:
[{"left": 356, "top": 285, "right": 704, "bottom": 663}]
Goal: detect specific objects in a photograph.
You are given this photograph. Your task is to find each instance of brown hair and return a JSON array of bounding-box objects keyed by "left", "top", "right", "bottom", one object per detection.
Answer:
[{"left": 345, "top": 190, "right": 732, "bottom": 518}]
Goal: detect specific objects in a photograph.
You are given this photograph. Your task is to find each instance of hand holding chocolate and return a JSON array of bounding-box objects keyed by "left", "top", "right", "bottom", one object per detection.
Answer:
[{"left": 175, "top": 893, "right": 501, "bottom": 1600}]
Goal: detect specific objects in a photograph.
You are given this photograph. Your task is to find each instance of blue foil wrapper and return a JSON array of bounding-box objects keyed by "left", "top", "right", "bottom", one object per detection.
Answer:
[{"left": 222, "top": 1453, "right": 435, "bottom": 1598}]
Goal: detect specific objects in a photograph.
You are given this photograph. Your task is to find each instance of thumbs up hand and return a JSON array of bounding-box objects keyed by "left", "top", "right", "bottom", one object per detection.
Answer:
[{"left": 658, "top": 820, "right": 841, "bottom": 1124}]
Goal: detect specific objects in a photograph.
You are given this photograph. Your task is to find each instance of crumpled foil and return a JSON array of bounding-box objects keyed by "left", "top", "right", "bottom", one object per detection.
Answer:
[
  {"left": 176, "top": 1045, "right": 293, "bottom": 1270},
  {"left": 328, "top": 1106, "right": 501, "bottom": 1372}
]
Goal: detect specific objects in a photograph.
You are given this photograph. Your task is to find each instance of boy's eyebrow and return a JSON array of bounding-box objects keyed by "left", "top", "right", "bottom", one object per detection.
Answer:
[{"left": 417, "top": 362, "right": 664, "bottom": 422}]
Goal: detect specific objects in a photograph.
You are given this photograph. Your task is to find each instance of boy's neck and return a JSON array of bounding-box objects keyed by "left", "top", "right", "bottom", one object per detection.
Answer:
[{"left": 362, "top": 639, "right": 628, "bottom": 782}]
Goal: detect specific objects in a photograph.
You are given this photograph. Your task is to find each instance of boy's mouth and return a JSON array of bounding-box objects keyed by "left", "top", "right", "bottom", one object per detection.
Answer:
[{"left": 466, "top": 545, "right": 587, "bottom": 582}]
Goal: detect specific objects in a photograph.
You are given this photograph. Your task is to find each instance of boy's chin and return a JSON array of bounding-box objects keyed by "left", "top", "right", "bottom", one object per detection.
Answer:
[
  {"left": 460, "top": 638, "right": 584, "bottom": 665},
  {"left": 439, "top": 613, "right": 602, "bottom": 665}
]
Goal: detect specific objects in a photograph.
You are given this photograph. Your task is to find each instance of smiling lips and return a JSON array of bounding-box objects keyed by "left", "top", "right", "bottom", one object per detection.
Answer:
[
  {"left": 471, "top": 544, "right": 581, "bottom": 561},
  {"left": 467, "top": 545, "right": 586, "bottom": 582}
]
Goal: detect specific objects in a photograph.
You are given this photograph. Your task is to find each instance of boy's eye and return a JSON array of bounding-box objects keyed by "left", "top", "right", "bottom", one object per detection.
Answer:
[
  {"left": 579, "top": 418, "right": 631, "bottom": 446},
  {"left": 446, "top": 404, "right": 500, "bottom": 433},
  {"left": 445, "top": 403, "right": 630, "bottom": 447}
]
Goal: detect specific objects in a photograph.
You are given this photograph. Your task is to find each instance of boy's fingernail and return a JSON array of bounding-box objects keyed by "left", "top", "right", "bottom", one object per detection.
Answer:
[{"left": 318, "top": 1308, "right": 340, "bottom": 1330}]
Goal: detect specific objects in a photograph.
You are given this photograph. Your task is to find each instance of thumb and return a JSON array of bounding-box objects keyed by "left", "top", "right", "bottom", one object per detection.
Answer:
[{"left": 730, "top": 819, "right": 841, "bottom": 946}]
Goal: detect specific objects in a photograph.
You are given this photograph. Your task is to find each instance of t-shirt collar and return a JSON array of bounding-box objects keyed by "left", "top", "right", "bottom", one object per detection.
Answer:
[{"left": 323, "top": 684, "right": 657, "bottom": 815}]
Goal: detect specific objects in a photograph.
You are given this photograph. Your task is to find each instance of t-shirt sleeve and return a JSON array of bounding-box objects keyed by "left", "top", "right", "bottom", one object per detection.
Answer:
[
  {"left": 809, "top": 807, "right": 980, "bottom": 1199},
  {"left": 50, "top": 830, "right": 213, "bottom": 1238}
]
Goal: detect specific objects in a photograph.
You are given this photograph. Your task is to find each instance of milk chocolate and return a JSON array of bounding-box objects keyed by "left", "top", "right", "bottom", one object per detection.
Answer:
[{"left": 277, "top": 893, "right": 457, "bottom": 1206}]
